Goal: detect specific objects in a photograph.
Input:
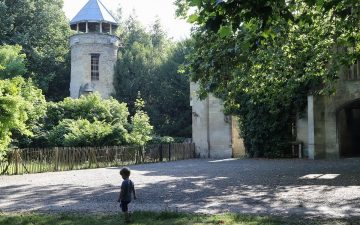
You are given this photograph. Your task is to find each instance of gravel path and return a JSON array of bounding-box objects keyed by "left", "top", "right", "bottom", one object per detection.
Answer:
[{"left": 1, "top": 158, "right": 360, "bottom": 218}]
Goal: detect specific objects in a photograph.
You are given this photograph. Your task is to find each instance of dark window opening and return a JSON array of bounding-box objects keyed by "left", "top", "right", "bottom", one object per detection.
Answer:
[
  {"left": 91, "top": 54, "right": 100, "bottom": 81},
  {"left": 70, "top": 24, "right": 77, "bottom": 31},
  {"left": 102, "top": 23, "right": 110, "bottom": 34},
  {"left": 88, "top": 22, "right": 100, "bottom": 32},
  {"left": 112, "top": 24, "right": 118, "bottom": 33},
  {"left": 78, "top": 23, "right": 86, "bottom": 33}
]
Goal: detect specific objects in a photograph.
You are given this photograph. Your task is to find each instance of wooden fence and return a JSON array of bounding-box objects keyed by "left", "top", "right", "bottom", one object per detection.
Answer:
[{"left": 0, "top": 143, "right": 195, "bottom": 175}]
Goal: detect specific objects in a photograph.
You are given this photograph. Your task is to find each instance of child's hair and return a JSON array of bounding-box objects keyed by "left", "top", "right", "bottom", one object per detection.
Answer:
[{"left": 120, "top": 167, "right": 131, "bottom": 178}]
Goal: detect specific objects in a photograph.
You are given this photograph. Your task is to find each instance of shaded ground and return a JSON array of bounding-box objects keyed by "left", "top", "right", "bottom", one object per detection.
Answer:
[{"left": 0, "top": 158, "right": 359, "bottom": 219}]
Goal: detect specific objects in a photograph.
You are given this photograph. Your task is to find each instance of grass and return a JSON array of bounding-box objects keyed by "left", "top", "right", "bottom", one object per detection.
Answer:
[{"left": 0, "top": 212, "right": 357, "bottom": 225}]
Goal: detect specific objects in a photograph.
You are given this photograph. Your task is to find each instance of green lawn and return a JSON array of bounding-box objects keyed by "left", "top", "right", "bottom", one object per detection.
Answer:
[{"left": 0, "top": 212, "right": 356, "bottom": 225}]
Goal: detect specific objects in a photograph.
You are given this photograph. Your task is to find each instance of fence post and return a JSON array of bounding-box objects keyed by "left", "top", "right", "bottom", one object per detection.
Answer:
[
  {"left": 168, "top": 144, "right": 171, "bottom": 161},
  {"left": 14, "top": 149, "right": 19, "bottom": 175},
  {"left": 88, "top": 147, "right": 92, "bottom": 168},
  {"left": 159, "top": 144, "right": 163, "bottom": 162},
  {"left": 54, "top": 147, "right": 59, "bottom": 171},
  {"left": 136, "top": 146, "right": 143, "bottom": 164}
]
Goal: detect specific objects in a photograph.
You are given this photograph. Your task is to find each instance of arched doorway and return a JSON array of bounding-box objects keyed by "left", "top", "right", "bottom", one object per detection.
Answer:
[{"left": 338, "top": 99, "right": 360, "bottom": 157}]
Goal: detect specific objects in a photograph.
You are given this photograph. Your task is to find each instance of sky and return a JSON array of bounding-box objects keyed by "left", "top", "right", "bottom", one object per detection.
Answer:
[{"left": 63, "top": 0, "right": 192, "bottom": 41}]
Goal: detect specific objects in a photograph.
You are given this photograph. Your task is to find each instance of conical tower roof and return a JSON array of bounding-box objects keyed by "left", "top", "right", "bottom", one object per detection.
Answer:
[{"left": 70, "top": 0, "right": 117, "bottom": 25}]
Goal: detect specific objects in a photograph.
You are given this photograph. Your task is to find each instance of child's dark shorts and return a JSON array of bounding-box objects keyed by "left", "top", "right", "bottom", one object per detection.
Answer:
[{"left": 120, "top": 200, "right": 131, "bottom": 212}]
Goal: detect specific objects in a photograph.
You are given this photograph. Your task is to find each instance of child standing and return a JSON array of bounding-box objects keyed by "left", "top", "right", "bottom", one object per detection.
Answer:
[{"left": 117, "top": 167, "right": 136, "bottom": 223}]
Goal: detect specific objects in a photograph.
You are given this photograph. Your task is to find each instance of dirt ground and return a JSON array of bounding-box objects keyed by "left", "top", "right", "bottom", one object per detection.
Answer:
[{"left": 1, "top": 158, "right": 359, "bottom": 219}]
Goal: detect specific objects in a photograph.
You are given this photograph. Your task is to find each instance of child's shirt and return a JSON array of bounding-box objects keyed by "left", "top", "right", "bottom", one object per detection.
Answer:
[{"left": 120, "top": 179, "right": 134, "bottom": 202}]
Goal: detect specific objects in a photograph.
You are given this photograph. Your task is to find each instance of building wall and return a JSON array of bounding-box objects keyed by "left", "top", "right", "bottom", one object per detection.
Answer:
[
  {"left": 297, "top": 67, "right": 360, "bottom": 159},
  {"left": 231, "top": 116, "right": 246, "bottom": 158},
  {"left": 296, "top": 113, "right": 308, "bottom": 157},
  {"left": 208, "top": 95, "right": 232, "bottom": 158},
  {"left": 321, "top": 79, "right": 360, "bottom": 158},
  {"left": 190, "top": 82, "right": 245, "bottom": 158},
  {"left": 70, "top": 33, "right": 119, "bottom": 98},
  {"left": 190, "top": 83, "right": 209, "bottom": 158}
]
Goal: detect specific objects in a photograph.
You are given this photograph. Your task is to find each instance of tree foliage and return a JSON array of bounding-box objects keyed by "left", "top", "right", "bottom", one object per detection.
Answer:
[
  {"left": 0, "top": 77, "right": 46, "bottom": 157},
  {"left": 128, "top": 94, "right": 153, "bottom": 146},
  {"left": 114, "top": 15, "right": 191, "bottom": 137},
  {"left": 48, "top": 119, "right": 124, "bottom": 147},
  {"left": 0, "top": 45, "right": 46, "bottom": 157},
  {"left": 176, "top": 0, "right": 360, "bottom": 156},
  {"left": 0, "top": 45, "right": 26, "bottom": 79},
  {"left": 18, "top": 93, "right": 154, "bottom": 148},
  {"left": 30, "top": 93, "right": 130, "bottom": 147},
  {"left": 0, "top": 0, "right": 72, "bottom": 100},
  {"left": 45, "top": 93, "right": 129, "bottom": 129}
]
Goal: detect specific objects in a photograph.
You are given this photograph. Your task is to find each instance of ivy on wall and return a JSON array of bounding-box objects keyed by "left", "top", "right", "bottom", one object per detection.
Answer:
[{"left": 176, "top": 0, "right": 360, "bottom": 157}]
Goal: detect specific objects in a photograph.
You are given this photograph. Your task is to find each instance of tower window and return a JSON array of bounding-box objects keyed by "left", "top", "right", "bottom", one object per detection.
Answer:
[
  {"left": 78, "top": 22, "right": 86, "bottom": 33},
  {"left": 88, "top": 22, "right": 100, "bottom": 32},
  {"left": 91, "top": 54, "right": 100, "bottom": 81},
  {"left": 102, "top": 23, "right": 110, "bottom": 34}
]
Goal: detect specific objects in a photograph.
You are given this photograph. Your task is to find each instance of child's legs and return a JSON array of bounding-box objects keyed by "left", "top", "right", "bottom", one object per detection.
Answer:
[
  {"left": 120, "top": 200, "right": 131, "bottom": 221},
  {"left": 120, "top": 201, "right": 130, "bottom": 213}
]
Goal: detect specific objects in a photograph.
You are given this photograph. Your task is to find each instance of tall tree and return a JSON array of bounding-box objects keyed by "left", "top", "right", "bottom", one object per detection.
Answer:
[
  {"left": 0, "top": 45, "right": 26, "bottom": 79},
  {"left": 176, "top": 0, "right": 360, "bottom": 156},
  {"left": 114, "top": 14, "right": 191, "bottom": 137},
  {"left": 0, "top": 0, "right": 72, "bottom": 100},
  {"left": 0, "top": 45, "right": 46, "bottom": 156}
]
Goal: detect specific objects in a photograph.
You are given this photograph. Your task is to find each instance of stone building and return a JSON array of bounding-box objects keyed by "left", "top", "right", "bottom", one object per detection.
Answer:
[
  {"left": 191, "top": 61, "right": 360, "bottom": 160},
  {"left": 297, "top": 61, "right": 360, "bottom": 159},
  {"left": 190, "top": 83, "right": 246, "bottom": 158},
  {"left": 69, "top": 0, "right": 119, "bottom": 98}
]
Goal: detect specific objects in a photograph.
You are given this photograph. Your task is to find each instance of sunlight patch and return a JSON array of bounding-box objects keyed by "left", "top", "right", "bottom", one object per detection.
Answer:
[
  {"left": 318, "top": 174, "right": 340, "bottom": 179},
  {"left": 209, "top": 158, "right": 237, "bottom": 163},
  {"left": 299, "top": 174, "right": 340, "bottom": 179},
  {"left": 183, "top": 189, "right": 200, "bottom": 193}
]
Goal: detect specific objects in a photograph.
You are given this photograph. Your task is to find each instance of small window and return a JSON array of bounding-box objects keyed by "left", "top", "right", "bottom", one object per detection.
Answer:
[
  {"left": 102, "top": 23, "right": 110, "bottom": 34},
  {"left": 91, "top": 54, "right": 100, "bottom": 81},
  {"left": 78, "top": 22, "right": 86, "bottom": 33},
  {"left": 70, "top": 24, "right": 77, "bottom": 31},
  {"left": 88, "top": 22, "right": 100, "bottom": 32}
]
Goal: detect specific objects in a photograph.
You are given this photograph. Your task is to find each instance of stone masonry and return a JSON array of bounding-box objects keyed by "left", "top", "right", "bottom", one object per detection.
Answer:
[{"left": 70, "top": 33, "right": 119, "bottom": 98}]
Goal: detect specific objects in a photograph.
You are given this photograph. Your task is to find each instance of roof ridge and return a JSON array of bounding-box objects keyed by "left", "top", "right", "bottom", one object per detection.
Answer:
[
  {"left": 70, "top": 0, "right": 117, "bottom": 25},
  {"left": 97, "top": 0, "right": 117, "bottom": 22}
]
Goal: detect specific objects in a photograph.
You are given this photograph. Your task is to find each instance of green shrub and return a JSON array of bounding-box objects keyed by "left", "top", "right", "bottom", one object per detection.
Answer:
[
  {"left": 48, "top": 119, "right": 129, "bottom": 147},
  {"left": 149, "top": 136, "right": 175, "bottom": 144},
  {"left": 128, "top": 96, "right": 153, "bottom": 146},
  {"left": 0, "top": 77, "right": 46, "bottom": 157},
  {"left": 45, "top": 93, "right": 129, "bottom": 129}
]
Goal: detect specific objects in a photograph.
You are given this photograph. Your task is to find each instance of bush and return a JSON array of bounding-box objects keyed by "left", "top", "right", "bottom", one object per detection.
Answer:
[
  {"left": 18, "top": 93, "right": 154, "bottom": 148},
  {"left": 45, "top": 93, "right": 129, "bottom": 129},
  {"left": 48, "top": 119, "right": 130, "bottom": 147},
  {"left": 149, "top": 136, "right": 175, "bottom": 144},
  {"left": 128, "top": 96, "right": 153, "bottom": 146}
]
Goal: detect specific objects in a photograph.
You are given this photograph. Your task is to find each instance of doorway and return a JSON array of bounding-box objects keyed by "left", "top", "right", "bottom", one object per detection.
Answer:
[{"left": 338, "top": 100, "right": 360, "bottom": 157}]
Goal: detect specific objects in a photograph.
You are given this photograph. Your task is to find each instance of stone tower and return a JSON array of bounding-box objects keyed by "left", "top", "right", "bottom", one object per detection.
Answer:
[{"left": 69, "top": 0, "right": 119, "bottom": 98}]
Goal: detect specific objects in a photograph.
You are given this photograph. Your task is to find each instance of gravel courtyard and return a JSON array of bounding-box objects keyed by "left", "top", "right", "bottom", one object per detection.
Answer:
[{"left": 1, "top": 158, "right": 360, "bottom": 218}]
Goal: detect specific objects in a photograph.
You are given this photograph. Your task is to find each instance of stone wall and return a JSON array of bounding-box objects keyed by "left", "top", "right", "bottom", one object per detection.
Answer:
[
  {"left": 190, "top": 83, "right": 209, "bottom": 157},
  {"left": 70, "top": 33, "right": 119, "bottom": 98},
  {"left": 231, "top": 116, "right": 246, "bottom": 157},
  {"left": 297, "top": 67, "right": 360, "bottom": 159},
  {"left": 190, "top": 82, "right": 245, "bottom": 158}
]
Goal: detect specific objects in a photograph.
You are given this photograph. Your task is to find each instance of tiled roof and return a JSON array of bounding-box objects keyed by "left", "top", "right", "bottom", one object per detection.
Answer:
[{"left": 70, "top": 0, "right": 117, "bottom": 25}]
